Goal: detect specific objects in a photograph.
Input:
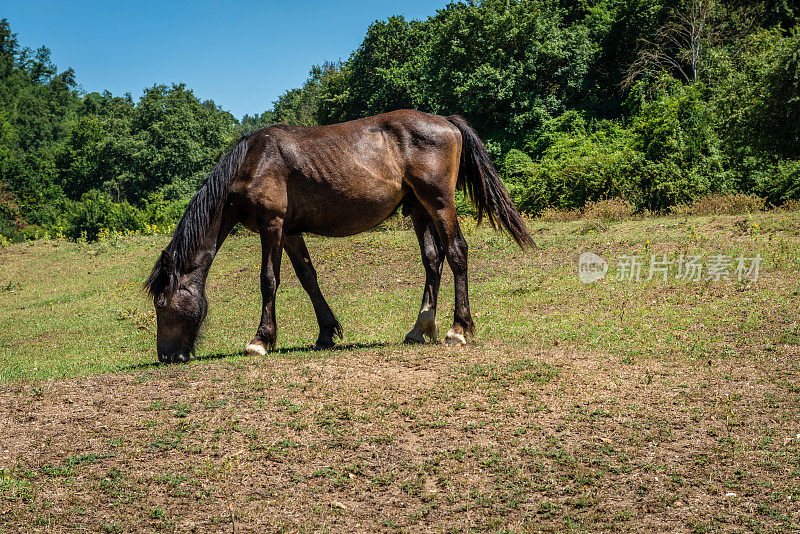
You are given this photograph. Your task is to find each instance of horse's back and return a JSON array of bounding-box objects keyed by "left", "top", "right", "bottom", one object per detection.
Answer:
[{"left": 237, "top": 111, "right": 461, "bottom": 236}]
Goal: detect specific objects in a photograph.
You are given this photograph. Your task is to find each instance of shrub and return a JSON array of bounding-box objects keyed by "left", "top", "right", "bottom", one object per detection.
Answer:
[
  {"left": 535, "top": 198, "right": 634, "bottom": 223},
  {"left": 672, "top": 193, "right": 766, "bottom": 216},
  {"left": 65, "top": 190, "right": 146, "bottom": 241},
  {"left": 18, "top": 225, "right": 45, "bottom": 240},
  {"left": 143, "top": 192, "right": 190, "bottom": 228},
  {"left": 780, "top": 198, "right": 800, "bottom": 212},
  {"left": 501, "top": 149, "right": 545, "bottom": 214},
  {"left": 582, "top": 198, "right": 635, "bottom": 221},
  {"left": 636, "top": 161, "right": 716, "bottom": 211},
  {"left": 0, "top": 184, "right": 25, "bottom": 242},
  {"left": 454, "top": 190, "right": 477, "bottom": 217},
  {"left": 536, "top": 206, "right": 583, "bottom": 222},
  {"left": 628, "top": 80, "right": 727, "bottom": 210},
  {"left": 755, "top": 160, "right": 800, "bottom": 205},
  {"left": 503, "top": 120, "right": 644, "bottom": 214}
]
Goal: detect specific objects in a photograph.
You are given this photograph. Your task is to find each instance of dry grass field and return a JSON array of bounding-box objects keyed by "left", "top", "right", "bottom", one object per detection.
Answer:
[{"left": 1, "top": 209, "right": 799, "bottom": 532}]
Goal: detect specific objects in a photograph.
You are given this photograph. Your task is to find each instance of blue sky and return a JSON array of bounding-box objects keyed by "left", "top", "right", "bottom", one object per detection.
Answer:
[{"left": 4, "top": 1, "right": 452, "bottom": 120}]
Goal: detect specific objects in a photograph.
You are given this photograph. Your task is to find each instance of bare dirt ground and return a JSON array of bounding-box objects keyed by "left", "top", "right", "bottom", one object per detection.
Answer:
[{"left": 2, "top": 342, "right": 798, "bottom": 532}]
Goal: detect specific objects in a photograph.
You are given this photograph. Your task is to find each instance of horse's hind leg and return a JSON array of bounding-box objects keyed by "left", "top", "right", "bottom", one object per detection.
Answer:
[
  {"left": 245, "top": 217, "right": 284, "bottom": 356},
  {"left": 404, "top": 202, "right": 444, "bottom": 344},
  {"left": 410, "top": 187, "right": 474, "bottom": 346},
  {"left": 435, "top": 211, "right": 474, "bottom": 346},
  {"left": 283, "top": 234, "right": 343, "bottom": 349}
]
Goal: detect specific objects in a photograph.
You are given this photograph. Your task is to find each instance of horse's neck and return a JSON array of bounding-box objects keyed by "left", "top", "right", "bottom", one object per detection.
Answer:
[{"left": 176, "top": 209, "right": 236, "bottom": 288}]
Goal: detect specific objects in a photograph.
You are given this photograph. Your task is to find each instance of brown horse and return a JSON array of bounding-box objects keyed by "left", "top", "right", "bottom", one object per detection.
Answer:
[{"left": 145, "top": 110, "right": 533, "bottom": 363}]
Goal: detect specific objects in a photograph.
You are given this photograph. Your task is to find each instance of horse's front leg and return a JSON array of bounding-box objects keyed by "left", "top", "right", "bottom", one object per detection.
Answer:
[
  {"left": 284, "top": 233, "right": 342, "bottom": 350},
  {"left": 244, "top": 217, "right": 284, "bottom": 356}
]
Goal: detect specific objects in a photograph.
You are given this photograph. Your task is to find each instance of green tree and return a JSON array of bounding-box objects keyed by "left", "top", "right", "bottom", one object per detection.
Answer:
[
  {"left": 124, "top": 83, "right": 237, "bottom": 200},
  {"left": 55, "top": 116, "right": 106, "bottom": 199},
  {"left": 336, "top": 16, "right": 427, "bottom": 120},
  {"left": 273, "top": 62, "right": 347, "bottom": 126}
]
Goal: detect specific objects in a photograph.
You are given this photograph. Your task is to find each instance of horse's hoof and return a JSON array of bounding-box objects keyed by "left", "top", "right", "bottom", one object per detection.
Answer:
[
  {"left": 158, "top": 353, "right": 190, "bottom": 364},
  {"left": 244, "top": 343, "right": 267, "bottom": 356},
  {"left": 444, "top": 331, "right": 467, "bottom": 346},
  {"left": 403, "top": 331, "right": 426, "bottom": 344},
  {"left": 314, "top": 338, "right": 336, "bottom": 350}
]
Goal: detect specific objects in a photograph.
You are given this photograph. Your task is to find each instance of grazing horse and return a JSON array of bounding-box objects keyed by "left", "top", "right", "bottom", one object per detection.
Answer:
[{"left": 145, "top": 110, "right": 533, "bottom": 363}]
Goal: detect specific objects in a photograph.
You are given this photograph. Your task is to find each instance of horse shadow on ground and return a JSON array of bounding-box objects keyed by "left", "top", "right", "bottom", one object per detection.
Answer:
[{"left": 122, "top": 341, "right": 393, "bottom": 371}]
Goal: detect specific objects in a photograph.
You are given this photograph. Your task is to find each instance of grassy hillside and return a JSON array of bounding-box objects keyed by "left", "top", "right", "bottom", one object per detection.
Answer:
[
  {"left": 2, "top": 210, "right": 798, "bottom": 381},
  {"left": 1, "top": 211, "right": 799, "bottom": 531}
]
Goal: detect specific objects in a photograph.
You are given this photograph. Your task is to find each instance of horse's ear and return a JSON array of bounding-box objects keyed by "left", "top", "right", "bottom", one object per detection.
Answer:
[
  {"left": 146, "top": 249, "right": 177, "bottom": 298},
  {"left": 160, "top": 249, "right": 175, "bottom": 274},
  {"left": 148, "top": 250, "right": 177, "bottom": 302}
]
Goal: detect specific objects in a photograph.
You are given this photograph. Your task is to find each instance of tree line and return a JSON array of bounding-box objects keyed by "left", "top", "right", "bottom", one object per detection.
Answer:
[{"left": 1, "top": 0, "right": 798, "bottom": 241}]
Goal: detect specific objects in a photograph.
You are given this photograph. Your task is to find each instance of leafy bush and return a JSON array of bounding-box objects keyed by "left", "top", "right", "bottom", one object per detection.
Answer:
[
  {"left": 780, "top": 199, "right": 800, "bottom": 212},
  {"left": 627, "top": 80, "right": 727, "bottom": 210},
  {"left": 535, "top": 198, "right": 633, "bottom": 222},
  {"left": 502, "top": 116, "right": 644, "bottom": 213},
  {"left": 143, "top": 192, "right": 190, "bottom": 228},
  {"left": 501, "top": 148, "right": 543, "bottom": 214},
  {"left": 65, "top": 190, "right": 146, "bottom": 241},
  {"left": 582, "top": 199, "right": 635, "bottom": 221},
  {"left": 503, "top": 80, "right": 741, "bottom": 214},
  {"left": 671, "top": 193, "right": 767, "bottom": 216},
  {"left": 59, "top": 188, "right": 194, "bottom": 241},
  {"left": 536, "top": 206, "right": 583, "bottom": 222},
  {"left": 755, "top": 160, "right": 800, "bottom": 205},
  {"left": 0, "top": 184, "right": 25, "bottom": 241}
]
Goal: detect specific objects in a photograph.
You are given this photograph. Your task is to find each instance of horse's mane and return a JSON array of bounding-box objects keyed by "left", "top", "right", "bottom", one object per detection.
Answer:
[{"left": 145, "top": 134, "right": 251, "bottom": 296}]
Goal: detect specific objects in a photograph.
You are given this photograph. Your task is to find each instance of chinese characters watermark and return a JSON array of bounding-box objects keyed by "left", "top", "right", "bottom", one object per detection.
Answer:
[{"left": 578, "top": 253, "right": 761, "bottom": 283}]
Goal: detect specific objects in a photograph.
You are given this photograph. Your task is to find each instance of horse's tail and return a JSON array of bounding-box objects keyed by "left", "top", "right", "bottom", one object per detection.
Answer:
[{"left": 446, "top": 115, "right": 535, "bottom": 249}]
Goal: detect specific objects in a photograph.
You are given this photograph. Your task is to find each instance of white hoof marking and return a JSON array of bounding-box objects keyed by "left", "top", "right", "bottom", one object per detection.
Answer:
[
  {"left": 444, "top": 332, "right": 467, "bottom": 346},
  {"left": 244, "top": 343, "right": 267, "bottom": 356}
]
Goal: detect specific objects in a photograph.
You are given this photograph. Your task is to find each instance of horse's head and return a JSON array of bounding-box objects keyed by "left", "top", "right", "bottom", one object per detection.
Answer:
[{"left": 146, "top": 250, "right": 207, "bottom": 363}]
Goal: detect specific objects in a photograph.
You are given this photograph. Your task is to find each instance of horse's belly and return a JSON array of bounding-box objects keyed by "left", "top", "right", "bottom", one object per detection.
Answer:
[{"left": 288, "top": 177, "right": 405, "bottom": 237}]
